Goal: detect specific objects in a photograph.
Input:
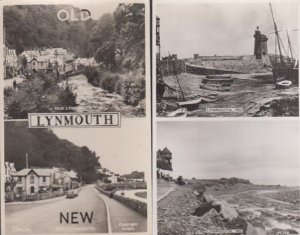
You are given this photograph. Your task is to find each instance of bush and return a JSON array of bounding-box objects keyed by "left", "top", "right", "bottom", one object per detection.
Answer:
[
  {"left": 84, "top": 66, "right": 99, "bottom": 84},
  {"left": 121, "top": 73, "right": 145, "bottom": 106},
  {"left": 176, "top": 176, "right": 185, "bottom": 185},
  {"left": 4, "top": 87, "right": 14, "bottom": 97},
  {"left": 101, "top": 75, "right": 121, "bottom": 93},
  {"left": 58, "top": 84, "right": 77, "bottom": 108},
  {"left": 5, "top": 73, "right": 78, "bottom": 118}
]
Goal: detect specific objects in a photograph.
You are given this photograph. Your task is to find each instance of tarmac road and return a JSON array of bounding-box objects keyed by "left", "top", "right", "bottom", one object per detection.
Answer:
[{"left": 5, "top": 185, "right": 108, "bottom": 234}]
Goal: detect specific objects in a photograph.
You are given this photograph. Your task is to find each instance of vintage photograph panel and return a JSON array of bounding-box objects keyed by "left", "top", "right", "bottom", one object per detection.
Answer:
[
  {"left": 4, "top": 121, "right": 149, "bottom": 234},
  {"left": 157, "top": 120, "right": 300, "bottom": 235},
  {"left": 156, "top": 1, "right": 299, "bottom": 117},
  {"left": 3, "top": 1, "right": 147, "bottom": 119}
]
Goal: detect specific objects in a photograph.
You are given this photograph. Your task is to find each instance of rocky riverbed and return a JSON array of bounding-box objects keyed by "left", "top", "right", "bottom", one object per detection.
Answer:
[{"left": 61, "top": 74, "right": 140, "bottom": 117}]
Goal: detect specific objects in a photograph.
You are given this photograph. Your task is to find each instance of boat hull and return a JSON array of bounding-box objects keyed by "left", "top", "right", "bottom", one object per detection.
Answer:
[{"left": 178, "top": 98, "right": 202, "bottom": 111}]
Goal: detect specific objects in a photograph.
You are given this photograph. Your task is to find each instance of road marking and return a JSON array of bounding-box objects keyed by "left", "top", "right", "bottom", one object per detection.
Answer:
[{"left": 93, "top": 187, "right": 112, "bottom": 234}]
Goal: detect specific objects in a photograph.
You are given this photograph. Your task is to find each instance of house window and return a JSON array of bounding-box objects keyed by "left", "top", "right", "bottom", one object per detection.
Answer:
[
  {"left": 41, "top": 62, "right": 43, "bottom": 66},
  {"left": 43, "top": 176, "right": 46, "bottom": 183},
  {"left": 30, "top": 175, "right": 35, "bottom": 184},
  {"left": 18, "top": 177, "right": 22, "bottom": 183}
]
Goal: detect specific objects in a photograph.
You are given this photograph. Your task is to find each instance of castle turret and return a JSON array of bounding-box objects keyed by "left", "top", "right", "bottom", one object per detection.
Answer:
[{"left": 254, "top": 26, "right": 268, "bottom": 59}]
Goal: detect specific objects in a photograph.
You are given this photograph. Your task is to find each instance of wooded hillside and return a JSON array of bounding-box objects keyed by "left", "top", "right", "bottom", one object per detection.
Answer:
[{"left": 5, "top": 121, "right": 101, "bottom": 183}]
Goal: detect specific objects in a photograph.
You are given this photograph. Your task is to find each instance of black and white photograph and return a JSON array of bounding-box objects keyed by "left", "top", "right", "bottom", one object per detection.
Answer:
[
  {"left": 157, "top": 121, "right": 300, "bottom": 234},
  {"left": 4, "top": 121, "right": 149, "bottom": 234},
  {"left": 3, "top": 1, "right": 147, "bottom": 119},
  {"left": 156, "top": 1, "right": 299, "bottom": 117}
]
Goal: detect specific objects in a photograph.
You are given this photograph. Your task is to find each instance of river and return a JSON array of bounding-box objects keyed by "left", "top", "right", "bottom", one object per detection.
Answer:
[{"left": 61, "top": 74, "right": 137, "bottom": 117}]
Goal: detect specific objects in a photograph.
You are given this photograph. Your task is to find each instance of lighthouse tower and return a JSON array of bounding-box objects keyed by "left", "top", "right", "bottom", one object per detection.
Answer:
[{"left": 254, "top": 26, "right": 268, "bottom": 59}]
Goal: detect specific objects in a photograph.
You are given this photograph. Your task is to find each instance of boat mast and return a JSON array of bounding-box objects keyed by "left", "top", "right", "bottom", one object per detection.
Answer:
[
  {"left": 169, "top": 52, "right": 186, "bottom": 101},
  {"left": 269, "top": 3, "right": 285, "bottom": 66},
  {"left": 286, "top": 29, "right": 294, "bottom": 60}
]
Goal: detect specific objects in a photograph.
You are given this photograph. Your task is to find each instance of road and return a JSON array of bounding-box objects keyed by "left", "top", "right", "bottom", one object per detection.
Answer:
[
  {"left": 5, "top": 185, "right": 108, "bottom": 234},
  {"left": 4, "top": 76, "right": 24, "bottom": 88},
  {"left": 5, "top": 185, "right": 148, "bottom": 234}
]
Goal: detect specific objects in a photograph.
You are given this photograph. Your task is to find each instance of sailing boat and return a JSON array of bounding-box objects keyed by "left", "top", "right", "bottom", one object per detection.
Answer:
[
  {"left": 168, "top": 56, "right": 203, "bottom": 111},
  {"left": 269, "top": 3, "right": 299, "bottom": 88}
]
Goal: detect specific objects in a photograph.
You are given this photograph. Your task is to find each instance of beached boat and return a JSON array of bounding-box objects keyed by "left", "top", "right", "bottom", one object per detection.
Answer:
[
  {"left": 178, "top": 98, "right": 202, "bottom": 111},
  {"left": 269, "top": 3, "right": 299, "bottom": 86},
  {"left": 276, "top": 80, "right": 292, "bottom": 89},
  {"left": 201, "top": 94, "right": 218, "bottom": 103},
  {"left": 206, "top": 74, "right": 231, "bottom": 79},
  {"left": 166, "top": 108, "right": 188, "bottom": 117},
  {"left": 200, "top": 83, "right": 230, "bottom": 91}
]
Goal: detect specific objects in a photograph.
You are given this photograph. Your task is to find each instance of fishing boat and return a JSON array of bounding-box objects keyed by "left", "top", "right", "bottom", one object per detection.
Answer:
[
  {"left": 202, "top": 77, "right": 234, "bottom": 84},
  {"left": 177, "top": 98, "right": 202, "bottom": 110},
  {"left": 269, "top": 3, "right": 299, "bottom": 87},
  {"left": 200, "top": 83, "right": 230, "bottom": 91},
  {"left": 201, "top": 94, "right": 218, "bottom": 103},
  {"left": 206, "top": 74, "right": 232, "bottom": 79},
  {"left": 166, "top": 108, "right": 188, "bottom": 117},
  {"left": 276, "top": 80, "right": 292, "bottom": 89}
]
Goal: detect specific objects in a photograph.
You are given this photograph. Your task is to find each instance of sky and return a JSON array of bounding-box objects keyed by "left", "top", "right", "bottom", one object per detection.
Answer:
[
  {"left": 157, "top": 2, "right": 299, "bottom": 58},
  {"left": 157, "top": 121, "right": 300, "bottom": 186},
  {"left": 52, "top": 120, "right": 149, "bottom": 175}
]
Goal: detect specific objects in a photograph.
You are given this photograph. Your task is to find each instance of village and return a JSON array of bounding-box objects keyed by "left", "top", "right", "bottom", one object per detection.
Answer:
[
  {"left": 156, "top": 3, "right": 299, "bottom": 117},
  {"left": 5, "top": 158, "right": 147, "bottom": 233},
  {"left": 4, "top": 46, "right": 97, "bottom": 85},
  {"left": 4, "top": 158, "right": 146, "bottom": 203}
]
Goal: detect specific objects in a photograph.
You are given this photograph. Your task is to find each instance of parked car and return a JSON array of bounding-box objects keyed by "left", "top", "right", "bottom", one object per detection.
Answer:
[{"left": 66, "top": 190, "right": 76, "bottom": 199}]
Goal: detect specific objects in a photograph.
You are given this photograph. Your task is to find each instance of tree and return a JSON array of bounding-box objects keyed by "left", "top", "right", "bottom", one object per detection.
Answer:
[
  {"left": 176, "top": 176, "right": 185, "bottom": 185},
  {"left": 114, "top": 4, "right": 145, "bottom": 69},
  {"left": 89, "top": 13, "right": 116, "bottom": 68}
]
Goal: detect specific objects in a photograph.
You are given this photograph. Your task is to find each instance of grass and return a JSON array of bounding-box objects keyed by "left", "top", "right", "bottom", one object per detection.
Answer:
[{"left": 135, "top": 192, "right": 147, "bottom": 199}]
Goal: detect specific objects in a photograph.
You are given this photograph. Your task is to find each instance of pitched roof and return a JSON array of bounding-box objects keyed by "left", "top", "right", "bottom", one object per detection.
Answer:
[
  {"left": 161, "top": 147, "right": 172, "bottom": 154},
  {"left": 14, "top": 168, "right": 52, "bottom": 177}
]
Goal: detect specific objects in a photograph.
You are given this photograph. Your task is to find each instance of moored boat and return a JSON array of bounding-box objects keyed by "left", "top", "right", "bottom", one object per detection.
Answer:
[
  {"left": 200, "top": 83, "right": 230, "bottom": 91},
  {"left": 178, "top": 98, "right": 202, "bottom": 110},
  {"left": 166, "top": 108, "right": 188, "bottom": 117}
]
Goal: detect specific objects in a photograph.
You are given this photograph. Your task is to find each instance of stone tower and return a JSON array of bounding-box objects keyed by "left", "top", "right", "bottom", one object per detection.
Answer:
[{"left": 254, "top": 26, "right": 268, "bottom": 59}]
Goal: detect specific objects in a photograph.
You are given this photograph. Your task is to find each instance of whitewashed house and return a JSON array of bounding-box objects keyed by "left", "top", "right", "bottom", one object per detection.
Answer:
[{"left": 4, "top": 162, "right": 16, "bottom": 183}]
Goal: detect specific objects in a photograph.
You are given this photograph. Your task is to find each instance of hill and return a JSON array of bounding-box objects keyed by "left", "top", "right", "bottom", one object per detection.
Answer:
[
  {"left": 5, "top": 121, "right": 101, "bottom": 183},
  {"left": 4, "top": 5, "right": 96, "bottom": 56}
]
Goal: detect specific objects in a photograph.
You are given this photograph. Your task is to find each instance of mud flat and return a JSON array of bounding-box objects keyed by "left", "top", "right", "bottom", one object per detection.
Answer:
[{"left": 157, "top": 73, "right": 298, "bottom": 117}]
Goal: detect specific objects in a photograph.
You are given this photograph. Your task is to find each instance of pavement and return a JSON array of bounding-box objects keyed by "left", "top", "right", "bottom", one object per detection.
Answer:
[
  {"left": 5, "top": 185, "right": 108, "bottom": 234},
  {"left": 94, "top": 188, "right": 147, "bottom": 233},
  {"left": 114, "top": 189, "right": 147, "bottom": 203}
]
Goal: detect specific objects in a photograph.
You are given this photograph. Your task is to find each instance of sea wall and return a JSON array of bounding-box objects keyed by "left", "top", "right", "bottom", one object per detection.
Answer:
[
  {"left": 187, "top": 55, "right": 272, "bottom": 74},
  {"left": 157, "top": 59, "right": 186, "bottom": 76},
  {"left": 186, "top": 63, "right": 240, "bottom": 75}
]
